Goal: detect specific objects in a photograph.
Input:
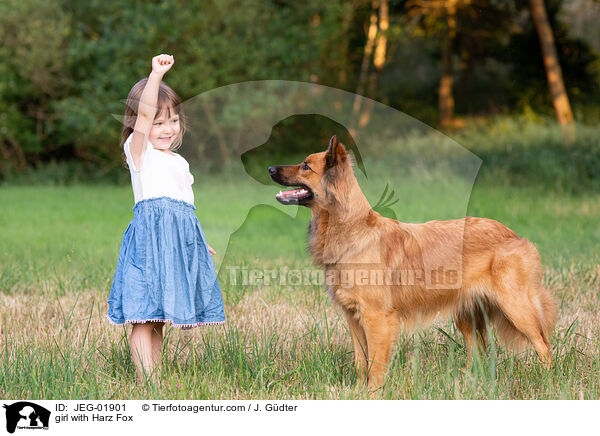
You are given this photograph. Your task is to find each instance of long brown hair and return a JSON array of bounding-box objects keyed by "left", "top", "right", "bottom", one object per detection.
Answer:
[{"left": 120, "top": 78, "right": 187, "bottom": 152}]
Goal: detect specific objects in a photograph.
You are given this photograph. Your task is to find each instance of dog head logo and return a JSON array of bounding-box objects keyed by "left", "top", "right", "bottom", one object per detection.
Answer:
[{"left": 3, "top": 402, "right": 50, "bottom": 434}]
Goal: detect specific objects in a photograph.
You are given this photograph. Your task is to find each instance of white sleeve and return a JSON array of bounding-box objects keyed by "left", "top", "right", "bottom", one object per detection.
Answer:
[{"left": 123, "top": 132, "right": 151, "bottom": 172}]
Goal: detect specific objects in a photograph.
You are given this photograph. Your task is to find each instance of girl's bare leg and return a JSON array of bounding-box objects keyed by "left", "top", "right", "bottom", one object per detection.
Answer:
[{"left": 130, "top": 323, "right": 155, "bottom": 382}]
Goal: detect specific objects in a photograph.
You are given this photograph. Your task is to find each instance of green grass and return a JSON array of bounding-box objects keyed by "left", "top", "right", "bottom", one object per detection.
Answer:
[{"left": 1, "top": 151, "right": 599, "bottom": 399}]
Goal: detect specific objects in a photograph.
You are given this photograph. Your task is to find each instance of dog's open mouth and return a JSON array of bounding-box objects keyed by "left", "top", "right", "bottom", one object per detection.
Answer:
[{"left": 275, "top": 185, "right": 314, "bottom": 205}]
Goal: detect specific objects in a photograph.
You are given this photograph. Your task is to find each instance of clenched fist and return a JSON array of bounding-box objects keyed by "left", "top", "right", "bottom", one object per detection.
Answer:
[{"left": 152, "top": 54, "right": 174, "bottom": 75}]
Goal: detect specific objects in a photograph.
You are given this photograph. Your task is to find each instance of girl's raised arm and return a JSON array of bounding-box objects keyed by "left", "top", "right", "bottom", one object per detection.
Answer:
[{"left": 129, "top": 54, "right": 174, "bottom": 169}]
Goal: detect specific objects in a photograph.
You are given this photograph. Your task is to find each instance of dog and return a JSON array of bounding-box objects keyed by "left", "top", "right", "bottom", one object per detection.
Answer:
[{"left": 268, "top": 135, "right": 557, "bottom": 391}]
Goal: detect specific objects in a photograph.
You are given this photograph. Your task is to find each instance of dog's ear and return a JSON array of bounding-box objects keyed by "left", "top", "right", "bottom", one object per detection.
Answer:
[{"left": 325, "top": 135, "right": 348, "bottom": 169}]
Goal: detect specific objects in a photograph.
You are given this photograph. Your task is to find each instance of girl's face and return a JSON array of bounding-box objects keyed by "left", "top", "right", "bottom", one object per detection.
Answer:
[{"left": 149, "top": 106, "right": 181, "bottom": 151}]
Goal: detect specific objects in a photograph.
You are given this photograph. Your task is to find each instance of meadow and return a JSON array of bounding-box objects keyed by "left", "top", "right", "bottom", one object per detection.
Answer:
[{"left": 1, "top": 126, "right": 599, "bottom": 400}]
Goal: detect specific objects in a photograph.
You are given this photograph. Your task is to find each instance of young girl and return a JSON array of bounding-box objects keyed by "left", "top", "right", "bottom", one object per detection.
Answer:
[{"left": 106, "top": 54, "right": 226, "bottom": 382}]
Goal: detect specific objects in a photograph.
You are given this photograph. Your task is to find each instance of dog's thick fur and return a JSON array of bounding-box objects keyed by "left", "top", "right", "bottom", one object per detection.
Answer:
[{"left": 269, "top": 136, "right": 557, "bottom": 390}]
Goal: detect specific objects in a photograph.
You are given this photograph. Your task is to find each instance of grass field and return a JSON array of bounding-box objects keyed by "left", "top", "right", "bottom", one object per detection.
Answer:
[{"left": 1, "top": 153, "right": 599, "bottom": 399}]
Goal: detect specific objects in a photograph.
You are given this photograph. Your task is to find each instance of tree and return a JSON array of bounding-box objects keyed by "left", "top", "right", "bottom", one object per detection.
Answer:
[
  {"left": 529, "top": 0, "right": 574, "bottom": 126},
  {"left": 405, "top": 0, "right": 468, "bottom": 127},
  {"left": 351, "top": 0, "right": 390, "bottom": 134}
]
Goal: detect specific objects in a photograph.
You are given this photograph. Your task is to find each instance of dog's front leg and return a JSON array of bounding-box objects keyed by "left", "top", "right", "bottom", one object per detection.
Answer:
[
  {"left": 361, "top": 311, "right": 401, "bottom": 395},
  {"left": 343, "top": 310, "right": 368, "bottom": 382}
]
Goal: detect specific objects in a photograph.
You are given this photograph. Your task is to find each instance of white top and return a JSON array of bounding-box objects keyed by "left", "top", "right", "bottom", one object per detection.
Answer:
[{"left": 123, "top": 132, "right": 195, "bottom": 205}]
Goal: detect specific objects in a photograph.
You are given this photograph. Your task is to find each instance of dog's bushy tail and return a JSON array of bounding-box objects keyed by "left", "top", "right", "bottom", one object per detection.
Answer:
[{"left": 492, "top": 287, "right": 557, "bottom": 352}]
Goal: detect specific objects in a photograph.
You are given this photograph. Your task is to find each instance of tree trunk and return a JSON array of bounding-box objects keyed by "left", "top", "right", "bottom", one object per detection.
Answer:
[
  {"left": 373, "top": 0, "right": 388, "bottom": 71},
  {"left": 359, "top": 0, "right": 389, "bottom": 128},
  {"left": 529, "top": 0, "right": 574, "bottom": 126},
  {"left": 458, "top": 49, "right": 472, "bottom": 104},
  {"left": 337, "top": 3, "right": 355, "bottom": 87},
  {"left": 351, "top": 0, "right": 390, "bottom": 134},
  {"left": 352, "top": 0, "right": 379, "bottom": 117},
  {"left": 438, "top": 0, "right": 457, "bottom": 127}
]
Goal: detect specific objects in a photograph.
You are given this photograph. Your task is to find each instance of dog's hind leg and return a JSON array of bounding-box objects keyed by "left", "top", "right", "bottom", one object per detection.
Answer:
[
  {"left": 361, "top": 311, "right": 402, "bottom": 392},
  {"left": 343, "top": 310, "right": 368, "bottom": 382},
  {"left": 454, "top": 313, "right": 476, "bottom": 367},
  {"left": 454, "top": 307, "right": 489, "bottom": 368}
]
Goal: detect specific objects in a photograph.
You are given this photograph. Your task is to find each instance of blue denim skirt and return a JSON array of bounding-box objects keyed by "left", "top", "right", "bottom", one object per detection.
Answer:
[{"left": 106, "top": 196, "right": 226, "bottom": 329}]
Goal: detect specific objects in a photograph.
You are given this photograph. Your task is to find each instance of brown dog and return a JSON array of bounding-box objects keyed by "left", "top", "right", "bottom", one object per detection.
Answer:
[{"left": 268, "top": 135, "right": 557, "bottom": 391}]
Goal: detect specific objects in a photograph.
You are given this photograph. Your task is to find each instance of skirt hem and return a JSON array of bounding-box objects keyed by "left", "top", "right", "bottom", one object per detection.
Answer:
[{"left": 105, "top": 313, "right": 225, "bottom": 329}]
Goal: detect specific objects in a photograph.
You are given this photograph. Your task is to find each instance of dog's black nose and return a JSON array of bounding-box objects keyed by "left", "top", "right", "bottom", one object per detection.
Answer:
[{"left": 268, "top": 166, "right": 277, "bottom": 176}]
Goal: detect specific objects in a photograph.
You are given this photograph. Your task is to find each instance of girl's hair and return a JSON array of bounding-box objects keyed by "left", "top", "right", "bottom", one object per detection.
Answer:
[{"left": 120, "top": 78, "right": 187, "bottom": 152}]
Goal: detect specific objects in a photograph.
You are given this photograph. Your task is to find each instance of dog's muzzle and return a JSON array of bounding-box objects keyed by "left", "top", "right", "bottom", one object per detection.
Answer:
[{"left": 268, "top": 166, "right": 314, "bottom": 205}]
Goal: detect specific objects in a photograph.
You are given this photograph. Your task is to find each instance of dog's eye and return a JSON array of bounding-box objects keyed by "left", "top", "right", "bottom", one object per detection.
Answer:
[{"left": 301, "top": 163, "right": 310, "bottom": 171}]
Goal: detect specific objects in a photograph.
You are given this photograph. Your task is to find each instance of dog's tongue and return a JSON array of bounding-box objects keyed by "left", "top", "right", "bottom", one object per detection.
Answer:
[{"left": 276, "top": 188, "right": 308, "bottom": 199}]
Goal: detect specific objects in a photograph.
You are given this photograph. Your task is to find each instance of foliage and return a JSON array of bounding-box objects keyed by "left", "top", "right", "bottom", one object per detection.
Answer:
[
  {"left": 0, "top": 0, "right": 353, "bottom": 179},
  {"left": 457, "top": 118, "right": 600, "bottom": 194},
  {"left": 0, "top": 0, "right": 598, "bottom": 180}
]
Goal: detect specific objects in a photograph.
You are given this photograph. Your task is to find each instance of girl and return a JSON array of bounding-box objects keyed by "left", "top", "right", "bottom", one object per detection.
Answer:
[{"left": 106, "top": 54, "right": 226, "bottom": 382}]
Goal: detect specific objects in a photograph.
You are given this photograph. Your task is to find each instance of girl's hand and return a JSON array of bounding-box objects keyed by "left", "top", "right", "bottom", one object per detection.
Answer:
[
  {"left": 207, "top": 245, "right": 216, "bottom": 256},
  {"left": 152, "top": 54, "right": 174, "bottom": 76}
]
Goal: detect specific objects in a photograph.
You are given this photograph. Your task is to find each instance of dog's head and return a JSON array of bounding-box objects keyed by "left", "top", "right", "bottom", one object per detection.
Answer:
[{"left": 268, "top": 135, "right": 353, "bottom": 209}]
